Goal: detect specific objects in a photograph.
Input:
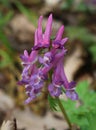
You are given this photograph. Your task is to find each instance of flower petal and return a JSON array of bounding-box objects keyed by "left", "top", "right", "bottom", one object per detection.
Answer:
[
  {"left": 55, "top": 25, "right": 64, "bottom": 41},
  {"left": 66, "top": 90, "right": 78, "bottom": 100},
  {"left": 44, "top": 14, "right": 53, "bottom": 44},
  {"left": 37, "top": 16, "right": 43, "bottom": 43}
]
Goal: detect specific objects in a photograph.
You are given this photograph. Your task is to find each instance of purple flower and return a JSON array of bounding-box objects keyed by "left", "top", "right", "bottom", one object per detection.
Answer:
[
  {"left": 18, "top": 63, "right": 38, "bottom": 85},
  {"left": 29, "top": 71, "right": 44, "bottom": 90},
  {"left": 52, "top": 25, "right": 68, "bottom": 49},
  {"left": 23, "top": 70, "right": 45, "bottom": 104},
  {"left": 20, "top": 50, "right": 38, "bottom": 65},
  {"left": 48, "top": 52, "right": 78, "bottom": 100},
  {"left": 48, "top": 64, "right": 63, "bottom": 97},
  {"left": 39, "top": 48, "right": 67, "bottom": 69},
  {"left": 39, "top": 52, "right": 53, "bottom": 67},
  {"left": 19, "top": 48, "right": 39, "bottom": 85},
  {"left": 33, "top": 14, "right": 53, "bottom": 50},
  {"left": 19, "top": 13, "right": 78, "bottom": 103},
  {"left": 48, "top": 83, "right": 62, "bottom": 97},
  {"left": 66, "top": 90, "right": 78, "bottom": 101},
  {"left": 58, "top": 58, "right": 78, "bottom": 100}
]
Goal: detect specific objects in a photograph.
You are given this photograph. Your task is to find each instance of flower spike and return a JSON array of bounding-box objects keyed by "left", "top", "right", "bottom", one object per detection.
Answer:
[{"left": 18, "top": 13, "right": 78, "bottom": 103}]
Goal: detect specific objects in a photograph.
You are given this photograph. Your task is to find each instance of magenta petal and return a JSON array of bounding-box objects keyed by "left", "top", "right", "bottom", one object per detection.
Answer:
[
  {"left": 24, "top": 50, "right": 29, "bottom": 57},
  {"left": 44, "top": 14, "right": 53, "bottom": 43},
  {"left": 55, "top": 25, "right": 64, "bottom": 41},
  {"left": 37, "top": 16, "right": 43, "bottom": 43},
  {"left": 33, "top": 14, "right": 53, "bottom": 49},
  {"left": 61, "top": 37, "right": 68, "bottom": 45},
  {"left": 34, "top": 29, "right": 38, "bottom": 46},
  {"left": 30, "top": 50, "right": 38, "bottom": 62},
  {"left": 52, "top": 25, "right": 68, "bottom": 49},
  {"left": 20, "top": 50, "right": 29, "bottom": 62},
  {"left": 54, "top": 49, "right": 66, "bottom": 61}
]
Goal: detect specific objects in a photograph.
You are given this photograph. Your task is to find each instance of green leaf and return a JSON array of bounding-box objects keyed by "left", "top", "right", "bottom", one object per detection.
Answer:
[
  {"left": 60, "top": 81, "right": 96, "bottom": 130},
  {"left": 48, "top": 95, "right": 58, "bottom": 111}
]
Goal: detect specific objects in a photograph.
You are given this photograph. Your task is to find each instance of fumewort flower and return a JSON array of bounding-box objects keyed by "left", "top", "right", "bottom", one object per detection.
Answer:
[
  {"left": 33, "top": 14, "right": 52, "bottom": 50},
  {"left": 19, "top": 14, "right": 78, "bottom": 103}
]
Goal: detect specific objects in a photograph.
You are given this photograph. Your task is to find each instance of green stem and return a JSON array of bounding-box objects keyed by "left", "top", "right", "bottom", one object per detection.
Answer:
[{"left": 57, "top": 98, "right": 72, "bottom": 130}]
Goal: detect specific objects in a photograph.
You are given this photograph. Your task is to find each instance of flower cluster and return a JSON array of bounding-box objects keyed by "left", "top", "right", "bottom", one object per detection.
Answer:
[{"left": 19, "top": 14, "right": 78, "bottom": 104}]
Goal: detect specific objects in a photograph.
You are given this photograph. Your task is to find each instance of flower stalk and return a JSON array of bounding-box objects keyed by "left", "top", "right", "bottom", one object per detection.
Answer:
[{"left": 57, "top": 98, "right": 72, "bottom": 130}]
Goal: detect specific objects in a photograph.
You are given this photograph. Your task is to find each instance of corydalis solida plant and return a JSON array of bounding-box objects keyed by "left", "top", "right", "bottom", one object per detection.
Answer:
[{"left": 18, "top": 14, "right": 78, "bottom": 104}]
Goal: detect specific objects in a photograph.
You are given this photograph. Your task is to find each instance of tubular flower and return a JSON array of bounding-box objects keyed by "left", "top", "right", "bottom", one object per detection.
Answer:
[
  {"left": 19, "top": 14, "right": 78, "bottom": 103},
  {"left": 52, "top": 25, "right": 68, "bottom": 49},
  {"left": 56, "top": 57, "right": 78, "bottom": 100},
  {"left": 33, "top": 14, "right": 53, "bottom": 50}
]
